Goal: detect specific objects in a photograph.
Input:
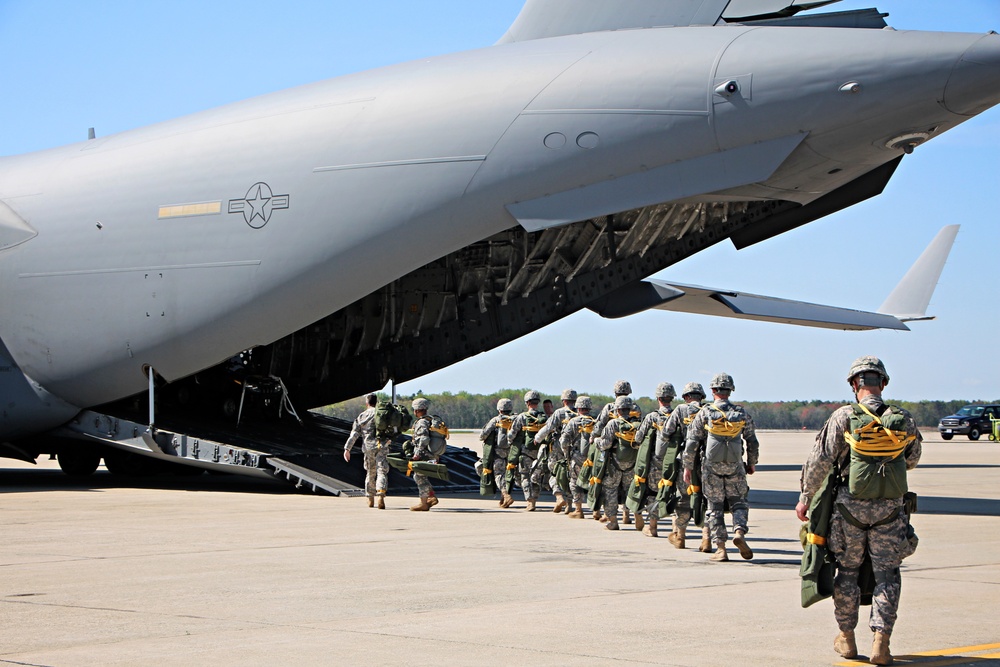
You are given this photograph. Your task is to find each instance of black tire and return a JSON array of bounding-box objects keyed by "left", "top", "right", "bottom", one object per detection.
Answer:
[
  {"left": 941, "top": 433, "right": 954, "bottom": 441},
  {"left": 968, "top": 428, "right": 981, "bottom": 441},
  {"left": 57, "top": 449, "right": 102, "bottom": 477}
]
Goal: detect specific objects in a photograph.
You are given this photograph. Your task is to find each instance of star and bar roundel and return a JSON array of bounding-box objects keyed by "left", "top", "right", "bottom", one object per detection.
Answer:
[{"left": 228, "top": 183, "right": 289, "bottom": 229}]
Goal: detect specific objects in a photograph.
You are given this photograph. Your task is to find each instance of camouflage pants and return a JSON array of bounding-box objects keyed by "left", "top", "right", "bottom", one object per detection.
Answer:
[
  {"left": 702, "top": 464, "right": 749, "bottom": 544},
  {"left": 602, "top": 464, "right": 633, "bottom": 520},
  {"left": 362, "top": 446, "right": 389, "bottom": 497},
  {"left": 568, "top": 452, "right": 587, "bottom": 504},
  {"left": 829, "top": 493, "right": 907, "bottom": 635},
  {"left": 518, "top": 452, "right": 543, "bottom": 501},
  {"left": 414, "top": 457, "right": 439, "bottom": 497},
  {"left": 643, "top": 457, "right": 664, "bottom": 518},
  {"left": 493, "top": 449, "right": 510, "bottom": 494},
  {"left": 674, "top": 478, "right": 694, "bottom": 527}
]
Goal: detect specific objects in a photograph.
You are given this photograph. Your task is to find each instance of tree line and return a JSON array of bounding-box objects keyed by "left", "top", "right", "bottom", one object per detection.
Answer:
[{"left": 314, "top": 390, "right": 985, "bottom": 430}]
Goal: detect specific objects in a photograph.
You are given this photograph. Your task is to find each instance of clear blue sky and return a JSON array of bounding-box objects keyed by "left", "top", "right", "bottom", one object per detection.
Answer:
[{"left": 1, "top": 1, "right": 998, "bottom": 402}]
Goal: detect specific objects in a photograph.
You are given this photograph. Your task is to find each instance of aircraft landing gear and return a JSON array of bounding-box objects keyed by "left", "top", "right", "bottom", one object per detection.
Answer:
[{"left": 57, "top": 448, "right": 102, "bottom": 477}]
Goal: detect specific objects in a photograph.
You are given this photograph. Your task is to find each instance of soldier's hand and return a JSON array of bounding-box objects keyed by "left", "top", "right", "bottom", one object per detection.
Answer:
[
  {"left": 343, "top": 449, "right": 351, "bottom": 463},
  {"left": 795, "top": 502, "right": 809, "bottom": 522},
  {"left": 412, "top": 455, "right": 421, "bottom": 461},
  {"left": 683, "top": 468, "right": 692, "bottom": 485},
  {"left": 746, "top": 463, "right": 755, "bottom": 475}
]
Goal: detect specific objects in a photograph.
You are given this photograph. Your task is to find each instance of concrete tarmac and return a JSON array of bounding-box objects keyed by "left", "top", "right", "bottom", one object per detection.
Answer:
[{"left": 1, "top": 430, "right": 998, "bottom": 666}]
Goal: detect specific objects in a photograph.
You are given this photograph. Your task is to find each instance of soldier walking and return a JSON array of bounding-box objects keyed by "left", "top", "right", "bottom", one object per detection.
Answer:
[
  {"left": 534, "top": 389, "right": 578, "bottom": 513},
  {"left": 560, "top": 396, "right": 598, "bottom": 518},
  {"left": 795, "top": 357, "right": 921, "bottom": 665},
  {"left": 480, "top": 398, "right": 515, "bottom": 507},
  {"left": 662, "top": 382, "right": 708, "bottom": 549},
  {"left": 683, "top": 373, "right": 759, "bottom": 561},
  {"left": 630, "top": 382, "right": 676, "bottom": 537},
  {"left": 507, "top": 390, "right": 548, "bottom": 511},
  {"left": 595, "top": 395, "right": 642, "bottom": 530},
  {"left": 590, "top": 380, "right": 640, "bottom": 523},
  {"left": 343, "top": 393, "right": 388, "bottom": 509},
  {"left": 409, "top": 397, "right": 441, "bottom": 511}
]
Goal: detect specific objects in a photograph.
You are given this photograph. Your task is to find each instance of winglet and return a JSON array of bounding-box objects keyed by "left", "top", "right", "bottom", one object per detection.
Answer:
[{"left": 877, "top": 225, "right": 960, "bottom": 321}]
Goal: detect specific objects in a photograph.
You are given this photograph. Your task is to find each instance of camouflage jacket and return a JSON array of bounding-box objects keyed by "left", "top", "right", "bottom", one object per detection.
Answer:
[
  {"left": 634, "top": 405, "right": 672, "bottom": 461},
  {"left": 411, "top": 415, "right": 434, "bottom": 460},
  {"left": 596, "top": 417, "right": 640, "bottom": 470},
  {"left": 560, "top": 413, "right": 598, "bottom": 458},
  {"left": 345, "top": 407, "right": 377, "bottom": 454},
  {"left": 509, "top": 408, "right": 547, "bottom": 453},
  {"left": 479, "top": 413, "right": 513, "bottom": 454},
  {"left": 664, "top": 400, "right": 703, "bottom": 457},
  {"left": 535, "top": 405, "right": 577, "bottom": 445},
  {"left": 591, "top": 400, "right": 643, "bottom": 446}
]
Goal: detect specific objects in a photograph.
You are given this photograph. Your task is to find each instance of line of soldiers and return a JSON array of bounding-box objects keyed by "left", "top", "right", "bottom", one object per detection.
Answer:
[{"left": 478, "top": 375, "right": 760, "bottom": 562}]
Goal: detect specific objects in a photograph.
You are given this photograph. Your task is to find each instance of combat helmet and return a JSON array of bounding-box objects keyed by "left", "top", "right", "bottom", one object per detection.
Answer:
[
  {"left": 847, "top": 355, "right": 889, "bottom": 386},
  {"left": 613, "top": 380, "right": 632, "bottom": 396},
  {"left": 655, "top": 382, "right": 676, "bottom": 400},
  {"left": 560, "top": 388, "right": 578, "bottom": 402},
  {"left": 412, "top": 397, "right": 430, "bottom": 412},
  {"left": 710, "top": 373, "right": 735, "bottom": 392},
  {"left": 496, "top": 398, "right": 514, "bottom": 413},
  {"left": 682, "top": 382, "right": 706, "bottom": 399},
  {"left": 614, "top": 395, "right": 633, "bottom": 413},
  {"left": 523, "top": 389, "right": 541, "bottom": 403},
  {"left": 574, "top": 395, "right": 593, "bottom": 410}
]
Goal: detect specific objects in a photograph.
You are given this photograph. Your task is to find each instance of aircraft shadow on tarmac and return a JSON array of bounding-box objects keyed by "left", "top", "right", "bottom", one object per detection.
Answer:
[{"left": 750, "top": 489, "right": 1000, "bottom": 517}]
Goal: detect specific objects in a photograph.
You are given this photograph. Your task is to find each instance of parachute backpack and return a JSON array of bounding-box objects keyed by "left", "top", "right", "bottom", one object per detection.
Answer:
[
  {"left": 613, "top": 418, "right": 640, "bottom": 467},
  {"left": 846, "top": 403, "right": 914, "bottom": 499},
  {"left": 703, "top": 404, "right": 746, "bottom": 464},
  {"left": 374, "top": 400, "right": 412, "bottom": 438},
  {"left": 521, "top": 411, "right": 548, "bottom": 449},
  {"left": 428, "top": 414, "right": 450, "bottom": 459}
]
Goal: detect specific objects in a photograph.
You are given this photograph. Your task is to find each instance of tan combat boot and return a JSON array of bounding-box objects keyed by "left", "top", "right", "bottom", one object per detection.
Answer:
[
  {"left": 410, "top": 496, "right": 431, "bottom": 511},
  {"left": 733, "top": 529, "right": 754, "bottom": 560},
  {"left": 526, "top": 498, "right": 536, "bottom": 512},
  {"left": 377, "top": 495, "right": 386, "bottom": 510},
  {"left": 367, "top": 496, "right": 375, "bottom": 508},
  {"left": 871, "top": 631, "right": 892, "bottom": 665},
  {"left": 634, "top": 511, "right": 645, "bottom": 531},
  {"left": 500, "top": 492, "right": 512, "bottom": 508},
  {"left": 833, "top": 630, "right": 858, "bottom": 659},
  {"left": 565, "top": 501, "right": 574, "bottom": 515},
  {"left": 710, "top": 541, "right": 729, "bottom": 561},
  {"left": 553, "top": 494, "right": 566, "bottom": 513},
  {"left": 605, "top": 516, "right": 620, "bottom": 531},
  {"left": 426, "top": 495, "right": 439, "bottom": 507},
  {"left": 642, "top": 515, "right": 658, "bottom": 538},
  {"left": 568, "top": 502, "right": 584, "bottom": 519},
  {"left": 622, "top": 508, "right": 632, "bottom": 525},
  {"left": 668, "top": 525, "right": 685, "bottom": 549},
  {"left": 699, "top": 526, "right": 712, "bottom": 553}
]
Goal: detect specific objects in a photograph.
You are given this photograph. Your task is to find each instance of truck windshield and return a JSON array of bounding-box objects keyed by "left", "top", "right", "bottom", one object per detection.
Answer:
[{"left": 957, "top": 406, "right": 985, "bottom": 417}]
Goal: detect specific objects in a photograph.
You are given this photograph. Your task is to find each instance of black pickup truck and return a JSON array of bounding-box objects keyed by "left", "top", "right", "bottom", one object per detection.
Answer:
[{"left": 938, "top": 404, "right": 1000, "bottom": 441}]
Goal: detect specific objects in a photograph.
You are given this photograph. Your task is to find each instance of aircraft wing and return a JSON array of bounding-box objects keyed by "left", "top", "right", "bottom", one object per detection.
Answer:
[
  {"left": 586, "top": 225, "right": 959, "bottom": 331},
  {"left": 497, "top": 0, "right": 847, "bottom": 43}
]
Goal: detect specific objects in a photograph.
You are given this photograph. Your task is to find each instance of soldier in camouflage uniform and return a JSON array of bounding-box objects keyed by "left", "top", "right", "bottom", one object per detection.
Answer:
[
  {"left": 595, "top": 395, "right": 642, "bottom": 531},
  {"left": 795, "top": 357, "right": 921, "bottom": 665},
  {"left": 631, "top": 382, "right": 676, "bottom": 537},
  {"left": 683, "top": 373, "right": 759, "bottom": 562},
  {"left": 534, "top": 389, "right": 578, "bottom": 513},
  {"left": 409, "top": 397, "right": 440, "bottom": 511},
  {"left": 508, "top": 390, "right": 548, "bottom": 511},
  {"left": 560, "top": 396, "right": 598, "bottom": 518},
  {"left": 663, "top": 382, "right": 708, "bottom": 549},
  {"left": 590, "top": 380, "right": 641, "bottom": 523},
  {"left": 343, "top": 393, "right": 388, "bottom": 509},
  {"left": 480, "top": 398, "right": 515, "bottom": 508}
]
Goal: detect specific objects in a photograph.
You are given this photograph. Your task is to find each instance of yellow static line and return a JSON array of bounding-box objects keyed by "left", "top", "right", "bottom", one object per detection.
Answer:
[{"left": 834, "top": 642, "right": 1000, "bottom": 666}]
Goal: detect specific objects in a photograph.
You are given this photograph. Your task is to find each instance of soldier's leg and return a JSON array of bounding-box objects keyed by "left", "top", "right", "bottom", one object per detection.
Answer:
[
  {"left": 868, "top": 513, "right": 907, "bottom": 635},
  {"left": 362, "top": 450, "right": 378, "bottom": 498},
  {"left": 603, "top": 467, "right": 622, "bottom": 529},
  {"left": 519, "top": 456, "right": 537, "bottom": 501},
  {"left": 702, "top": 469, "right": 728, "bottom": 546},
  {"left": 829, "top": 511, "right": 868, "bottom": 633},
  {"left": 374, "top": 448, "right": 389, "bottom": 500},
  {"left": 726, "top": 472, "right": 751, "bottom": 534}
]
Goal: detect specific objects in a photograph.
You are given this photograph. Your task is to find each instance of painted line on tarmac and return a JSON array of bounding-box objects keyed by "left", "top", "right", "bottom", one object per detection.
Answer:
[{"left": 835, "top": 641, "right": 1000, "bottom": 666}]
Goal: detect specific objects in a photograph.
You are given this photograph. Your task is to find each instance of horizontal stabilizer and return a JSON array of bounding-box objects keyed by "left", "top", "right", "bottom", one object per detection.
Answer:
[{"left": 878, "top": 224, "right": 960, "bottom": 321}]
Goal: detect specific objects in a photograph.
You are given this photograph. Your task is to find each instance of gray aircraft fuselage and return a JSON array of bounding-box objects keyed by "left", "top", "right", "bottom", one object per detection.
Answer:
[{"left": 1, "top": 23, "right": 999, "bottom": 439}]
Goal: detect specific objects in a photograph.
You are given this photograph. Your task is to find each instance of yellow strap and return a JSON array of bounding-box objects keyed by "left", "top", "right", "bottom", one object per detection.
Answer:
[
  {"left": 524, "top": 424, "right": 543, "bottom": 432},
  {"left": 582, "top": 459, "right": 593, "bottom": 467},
  {"left": 431, "top": 425, "right": 450, "bottom": 439},
  {"left": 652, "top": 420, "right": 663, "bottom": 431},
  {"left": 633, "top": 475, "right": 646, "bottom": 485},
  {"left": 482, "top": 468, "right": 492, "bottom": 474},
  {"left": 687, "top": 484, "right": 700, "bottom": 495},
  {"left": 846, "top": 404, "right": 913, "bottom": 458},
  {"left": 590, "top": 476, "right": 603, "bottom": 485},
  {"left": 617, "top": 430, "right": 636, "bottom": 443},
  {"left": 658, "top": 478, "right": 674, "bottom": 489},
  {"left": 406, "top": 461, "right": 413, "bottom": 477},
  {"left": 683, "top": 416, "right": 695, "bottom": 425},
  {"left": 582, "top": 424, "right": 594, "bottom": 434},
  {"left": 806, "top": 533, "right": 826, "bottom": 546},
  {"left": 500, "top": 417, "right": 513, "bottom": 430},
  {"left": 506, "top": 463, "right": 517, "bottom": 470}
]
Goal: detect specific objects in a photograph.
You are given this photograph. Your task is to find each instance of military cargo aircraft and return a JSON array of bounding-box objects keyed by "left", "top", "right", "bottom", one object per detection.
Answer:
[{"left": 1, "top": 0, "right": 997, "bottom": 487}]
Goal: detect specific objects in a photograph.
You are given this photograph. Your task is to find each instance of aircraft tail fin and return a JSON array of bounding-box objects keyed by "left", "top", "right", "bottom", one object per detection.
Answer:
[{"left": 877, "top": 224, "right": 960, "bottom": 321}]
